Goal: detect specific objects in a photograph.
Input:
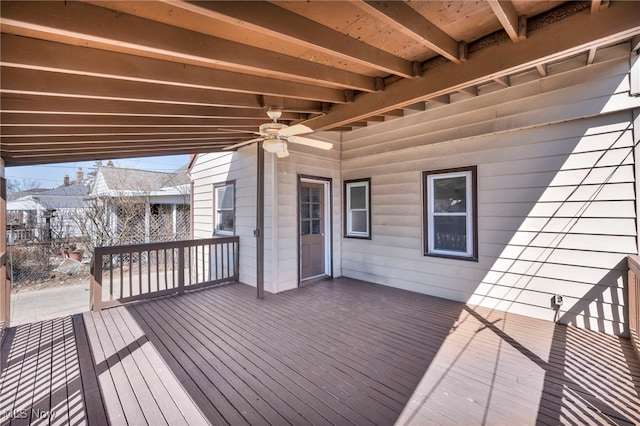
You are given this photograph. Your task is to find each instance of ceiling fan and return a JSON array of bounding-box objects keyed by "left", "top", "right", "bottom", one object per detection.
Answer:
[{"left": 222, "top": 109, "right": 333, "bottom": 158}]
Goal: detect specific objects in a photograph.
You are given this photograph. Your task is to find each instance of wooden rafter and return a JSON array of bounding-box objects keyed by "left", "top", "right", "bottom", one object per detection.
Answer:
[
  {"left": 304, "top": 1, "right": 640, "bottom": 130},
  {"left": 487, "top": 0, "right": 526, "bottom": 43},
  {"left": 0, "top": 35, "right": 348, "bottom": 104},
  {"left": 354, "top": 1, "right": 461, "bottom": 63},
  {"left": 153, "top": 0, "right": 415, "bottom": 78},
  {"left": 0, "top": 1, "right": 375, "bottom": 92}
]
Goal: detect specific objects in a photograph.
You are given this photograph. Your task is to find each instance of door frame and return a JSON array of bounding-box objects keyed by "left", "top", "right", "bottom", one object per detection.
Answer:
[{"left": 297, "top": 175, "right": 333, "bottom": 284}]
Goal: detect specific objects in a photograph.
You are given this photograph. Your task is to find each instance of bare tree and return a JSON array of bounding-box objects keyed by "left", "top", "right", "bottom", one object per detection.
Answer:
[{"left": 7, "top": 178, "right": 44, "bottom": 193}]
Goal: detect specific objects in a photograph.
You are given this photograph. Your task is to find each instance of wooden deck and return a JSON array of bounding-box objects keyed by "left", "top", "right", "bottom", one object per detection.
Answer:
[
  {"left": 2, "top": 277, "right": 640, "bottom": 425},
  {"left": 0, "top": 315, "right": 107, "bottom": 425}
]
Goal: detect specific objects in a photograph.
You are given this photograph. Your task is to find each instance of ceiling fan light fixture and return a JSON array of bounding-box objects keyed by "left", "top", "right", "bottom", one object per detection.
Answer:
[
  {"left": 266, "top": 108, "right": 282, "bottom": 121},
  {"left": 263, "top": 139, "right": 287, "bottom": 155}
]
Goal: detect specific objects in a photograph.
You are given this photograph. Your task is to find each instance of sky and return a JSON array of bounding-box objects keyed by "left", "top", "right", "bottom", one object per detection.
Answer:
[{"left": 4, "top": 154, "right": 191, "bottom": 189}]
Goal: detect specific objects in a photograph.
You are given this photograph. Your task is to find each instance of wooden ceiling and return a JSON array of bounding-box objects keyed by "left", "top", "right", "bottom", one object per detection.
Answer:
[{"left": 1, "top": 0, "right": 639, "bottom": 166}]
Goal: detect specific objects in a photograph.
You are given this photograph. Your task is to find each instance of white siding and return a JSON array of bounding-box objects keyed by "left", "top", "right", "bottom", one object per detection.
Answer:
[
  {"left": 190, "top": 149, "right": 259, "bottom": 287},
  {"left": 273, "top": 141, "right": 341, "bottom": 292},
  {"left": 341, "top": 43, "right": 640, "bottom": 336},
  {"left": 190, "top": 133, "right": 341, "bottom": 293}
]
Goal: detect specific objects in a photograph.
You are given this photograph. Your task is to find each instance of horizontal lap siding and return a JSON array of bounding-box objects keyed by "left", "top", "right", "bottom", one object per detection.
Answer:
[
  {"left": 191, "top": 138, "right": 340, "bottom": 293},
  {"left": 341, "top": 44, "right": 639, "bottom": 336},
  {"left": 275, "top": 146, "right": 341, "bottom": 292},
  {"left": 190, "top": 150, "right": 262, "bottom": 287}
]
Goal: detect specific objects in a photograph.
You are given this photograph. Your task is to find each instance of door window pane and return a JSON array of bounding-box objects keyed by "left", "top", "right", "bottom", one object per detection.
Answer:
[
  {"left": 311, "top": 188, "right": 321, "bottom": 203},
  {"left": 312, "top": 203, "right": 320, "bottom": 218},
  {"left": 301, "top": 204, "right": 310, "bottom": 219},
  {"left": 301, "top": 221, "right": 310, "bottom": 235},
  {"left": 312, "top": 220, "right": 321, "bottom": 234},
  {"left": 301, "top": 187, "right": 310, "bottom": 202}
]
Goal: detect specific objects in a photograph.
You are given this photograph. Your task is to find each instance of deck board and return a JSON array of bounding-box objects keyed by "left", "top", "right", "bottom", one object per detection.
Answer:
[
  {"left": 2, "top": 277, "right": 640, "bottom": 425},
  {"left": 0, "top": 315, "right": 108, "bottom": 426}
]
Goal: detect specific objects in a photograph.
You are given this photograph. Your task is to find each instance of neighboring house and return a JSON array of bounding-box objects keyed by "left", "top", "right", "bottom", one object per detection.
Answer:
[
  {"left": 6, "top": 170, "right": 89, "bottom": 243},
  {"left": 191, "top": 42, "right": 640, "bottom": 337},
  {"left": 87, "top": 165, "right": 191, "bottom": 245}
]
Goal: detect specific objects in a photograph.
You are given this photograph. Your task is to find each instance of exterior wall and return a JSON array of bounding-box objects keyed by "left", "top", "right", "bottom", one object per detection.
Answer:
[
  {"left": 272, "top": 138, "right": 341, "bottom": 292},
  {"left": 340, "top": 43, "right": 640, "bottom": 336},
  {"left": 190, "top": 150, "right": 259, "bottom": 287},
  {"left": 190, "top": 134, "right": 341, "bottom": 293}
]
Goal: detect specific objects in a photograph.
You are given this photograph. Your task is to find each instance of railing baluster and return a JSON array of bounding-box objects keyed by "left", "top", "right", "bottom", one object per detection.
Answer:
[
  {"left": 164, "top": 248, "right": 168, "bottom": 291},
  {"left": 138, "top": 250, "right": 142, "bottom": 296},
  {"left": 627, "top": 255, "right": 640, "bottom": 361},
  {"left": 88, "top": 237, "right": 239, "bottom": 310},
  {"left": 109, "top": 254, "right": 114, "bottom": 301},
  {"left": 171, "top": 247, "right": 176, "bottom": 289},
  {"left": 128, "top": 251, "right": 133, "bottom": 296}
]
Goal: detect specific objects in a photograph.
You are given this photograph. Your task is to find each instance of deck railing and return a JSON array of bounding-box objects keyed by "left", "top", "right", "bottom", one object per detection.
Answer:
[
  {"left": 627, "top": 255, "right": 640, "bottom": 356},
  {"left": 90, "top": 237, "right": 239, "bottom": 311}
]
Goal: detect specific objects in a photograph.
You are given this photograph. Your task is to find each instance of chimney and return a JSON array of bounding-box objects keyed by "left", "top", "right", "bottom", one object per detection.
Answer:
[
  {"left": 63, "top": 175, "right": 70, "bottom": 186},
  {"left": 76, "top": 168, "right": 84, "bottom": 185}
]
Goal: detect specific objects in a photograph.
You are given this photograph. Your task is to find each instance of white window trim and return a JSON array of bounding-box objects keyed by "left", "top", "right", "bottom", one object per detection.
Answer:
[
  {"left": 345, "top": 179, "right": 371, "bottom": 239},
  {"left": 424, "top": 168, "right": 477, "bottom": 260},
  {"left": 214, "top": 182, "right": 235, "bottom": 236}
]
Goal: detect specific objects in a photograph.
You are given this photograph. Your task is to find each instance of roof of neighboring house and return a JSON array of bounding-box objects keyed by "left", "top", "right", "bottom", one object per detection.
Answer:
[
  {"left": 42, "top": 184, "right": 90, "bottom": 197},
  {"left": 7, "top": 188, "right": 50, "bottom": 202},
  {"left": 7, "top": 183, "right": 90, "bottom": 211},
  {"left": 93, "top": 165, "right": 190, "bottom": 196}
]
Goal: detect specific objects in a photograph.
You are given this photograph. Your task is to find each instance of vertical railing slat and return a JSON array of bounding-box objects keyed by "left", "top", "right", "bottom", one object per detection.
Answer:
[
  {"left": 627, "top": 255, "right": 640, "bottom": 360},
  {"left": 89, "top": 237, "right": 238, "bottom": 310}
]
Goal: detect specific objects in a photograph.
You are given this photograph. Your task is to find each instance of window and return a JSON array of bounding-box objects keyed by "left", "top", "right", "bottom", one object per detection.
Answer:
[
  {"left": 423, "top": 167, "right": 477, "bottom": 260},
  {"left": 344, "top": 178, "right": 371, "bottom": 239},
  {"left": 214, "top": 182, "right": 235, "bottom": 235}
]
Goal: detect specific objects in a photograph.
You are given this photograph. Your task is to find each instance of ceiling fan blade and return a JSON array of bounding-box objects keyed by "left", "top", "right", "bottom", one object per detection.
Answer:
[
  {"left": 223, "top": 137, "right": 265, "bottom": 150},
  {"left": 286, "top": 136, "right": 333, "bottom": 150},
  {"left": 278, "top": 124, "right": 312, "bottom": 137}
]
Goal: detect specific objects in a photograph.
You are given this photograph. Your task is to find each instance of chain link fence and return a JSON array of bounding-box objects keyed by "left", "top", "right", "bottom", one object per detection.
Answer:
[{"left": 6, "top": 204, "right": 190, "bottom": 291}]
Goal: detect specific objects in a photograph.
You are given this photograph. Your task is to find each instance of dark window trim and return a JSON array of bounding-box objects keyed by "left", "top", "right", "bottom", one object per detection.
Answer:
[
  {"left": 422, "top": 166, "right": 478, "bottom": 262},
  {"left": 213, "top": 180, "right": 236, "bottom": 236},
  {"left": 343, "top": 177, "right": 372, "bottom": 240}
]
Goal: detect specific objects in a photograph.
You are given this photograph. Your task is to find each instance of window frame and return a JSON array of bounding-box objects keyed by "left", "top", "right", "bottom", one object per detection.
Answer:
[
  {"left": 213, "top": 181, "right": 235, "bottom": 236},
  {"left": 423, "top": 166, "right": 478, "bottom": 261},
  {"left": 344, "top": 178, "right": 371, "bottom": 239}
]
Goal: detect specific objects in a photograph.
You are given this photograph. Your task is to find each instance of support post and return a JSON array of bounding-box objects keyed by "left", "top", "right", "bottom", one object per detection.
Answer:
[
  {"left": 0, "top": 165, "right": 9, "bottom": 330},
  {"left": 256, "top": 141, "right": 265, "bottom": 299}
]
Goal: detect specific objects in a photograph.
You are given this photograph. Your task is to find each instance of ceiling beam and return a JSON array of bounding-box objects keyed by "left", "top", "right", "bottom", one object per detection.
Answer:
[
  {"left": 0, "top": 113, "right": 270, "bottom": 127},
  {"left": 0, "top": 1, "right": 375, "bottom": 92},
  {"left": 0, "top": 95, "right": 303, "bottom": 120},
  {"left": 3, "top": 144, "right": 233, "bottom": 166},
  {"left": 0, "top": 35, "right": 347, "bottom": 104},
  {"left": 354, "top": 1, "right": 461, "bottom": 63},
  {"left": 303, "top": 1, "right": 640, "bottom": 130},
  {"left": 487, "top": 0, "right": 526, "bottom": 43},
  {"left": 0, "top": 67, "right": 324, "bottom": 113},
  {"left": 159, "top": 0, "right": 415, "bottom": 78},
  {"left": 0, "top": 126, "right": 258, "bottom": 135},
  {"left": 591, "top": 0, "right": 610, "bottom": 14}
]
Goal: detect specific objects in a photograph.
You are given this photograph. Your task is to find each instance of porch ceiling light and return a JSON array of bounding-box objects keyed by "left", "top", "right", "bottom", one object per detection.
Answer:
[
  {"left": 263, "top": 138, "right": 286, "bottom": 153},
  {"left": 266, "top": 108, "right": 282, "bottom": 121}
]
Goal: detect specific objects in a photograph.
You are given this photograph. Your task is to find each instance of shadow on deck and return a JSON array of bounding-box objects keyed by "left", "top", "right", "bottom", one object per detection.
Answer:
[{"left": 1, "top": 277, "right": 639, "bottom": 425}]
